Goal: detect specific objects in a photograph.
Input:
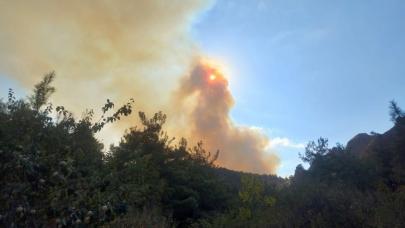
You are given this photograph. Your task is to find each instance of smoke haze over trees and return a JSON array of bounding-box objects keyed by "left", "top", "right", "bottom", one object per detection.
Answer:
[
  {"left": 0, "top": 0, "right": 279, "bottom": 174},
  {"left": 1, "top": 0, "right": 404, "bottom": 227}
]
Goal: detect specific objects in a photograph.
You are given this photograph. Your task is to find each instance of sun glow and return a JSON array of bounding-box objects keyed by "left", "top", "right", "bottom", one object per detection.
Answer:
[{"left": 200, "top": 57, "right": 231, "bottom": 80}]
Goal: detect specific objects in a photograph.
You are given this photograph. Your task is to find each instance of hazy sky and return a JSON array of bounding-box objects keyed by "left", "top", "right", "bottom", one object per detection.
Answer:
[
  {"left": 1, "top": 0, "right": 405, "bottom": 176},
  {"left": 192, "top": 0, "right": 405, "bottom": 176}
]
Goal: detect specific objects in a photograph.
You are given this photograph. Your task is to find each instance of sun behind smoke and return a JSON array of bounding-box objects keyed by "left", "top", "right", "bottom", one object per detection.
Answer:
[
  {"left": 0, "top": 0, "right": 280, "bottom": 174},
  {"left": 172, "top": 58, "right": 280, "bottom": 174}
]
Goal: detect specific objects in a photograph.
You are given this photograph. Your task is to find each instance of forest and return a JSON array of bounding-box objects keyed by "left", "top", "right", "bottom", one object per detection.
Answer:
[{"left": 1, "top": 73, "right": 405, "bottom": 227}]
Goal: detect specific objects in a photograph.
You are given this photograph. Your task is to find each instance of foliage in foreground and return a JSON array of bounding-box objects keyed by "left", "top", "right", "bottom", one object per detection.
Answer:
[
  {"left": 0, "top": 74, "right": 230, "bottom": 227},
  {"left": 1, "top": 74, "right": 405, "bottom": 227}
]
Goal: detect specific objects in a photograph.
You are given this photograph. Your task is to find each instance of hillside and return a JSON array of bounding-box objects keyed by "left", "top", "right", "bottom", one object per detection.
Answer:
[{"left": 1, "top": 76, "right": 405, "bottom": 227}]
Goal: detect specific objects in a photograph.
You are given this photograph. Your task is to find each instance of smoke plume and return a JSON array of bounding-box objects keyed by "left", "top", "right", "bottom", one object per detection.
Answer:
[
  {"left": 0, "top": 0, "right": 279, "bottom": 173},
  {"left": 173, "top": 59, "right": 279, "bottom": 173}
]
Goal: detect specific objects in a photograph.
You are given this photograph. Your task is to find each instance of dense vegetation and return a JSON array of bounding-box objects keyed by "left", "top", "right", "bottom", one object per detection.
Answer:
[{"left": 1, "top": 74, "right": 404, "bottom": 227}]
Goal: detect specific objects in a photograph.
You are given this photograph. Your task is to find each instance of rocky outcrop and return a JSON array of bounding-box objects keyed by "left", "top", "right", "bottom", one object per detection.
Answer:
[
  {"left": 346, "top": 133, "right": 377, "bottom": 157},
  {"left": 346, "top": 117, "right": 403, "bottom": 158}
]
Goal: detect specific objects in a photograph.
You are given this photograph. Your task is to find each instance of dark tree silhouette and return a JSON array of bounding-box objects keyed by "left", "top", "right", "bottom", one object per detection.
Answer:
[
  {"left": 299, "top": 137, "right": 329, "bottom": 164},
  {"left": 29, "top": 71, "right": 55, "bottom": 111},
  {"left": 389, "top": 100, "right": 404, "bottom": 123},
  {"left": 2, "top": 73, "right": 405, "bottom": 227}
]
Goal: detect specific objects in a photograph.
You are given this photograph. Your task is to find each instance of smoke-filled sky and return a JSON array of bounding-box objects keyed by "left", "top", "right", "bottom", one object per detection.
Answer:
[
  {"left": 1, "top": 0, "right": 405, "bottom": 176},
  {"left": 0, "top": 0, "right": 279, "bottom": 174}
]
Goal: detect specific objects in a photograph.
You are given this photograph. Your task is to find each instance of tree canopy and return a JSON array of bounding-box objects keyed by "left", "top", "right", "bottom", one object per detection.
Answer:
[{"left": 1, "top": 73, "right": 405, "bottom": 227}]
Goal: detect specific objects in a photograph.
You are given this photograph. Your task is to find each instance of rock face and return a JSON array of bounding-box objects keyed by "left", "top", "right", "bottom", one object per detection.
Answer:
[
  {"left": 346, "top": 117, "right": 404, "bottom": 157},
  {"left": 346, "top": 133, "right": 377, "bottom": 157}
]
